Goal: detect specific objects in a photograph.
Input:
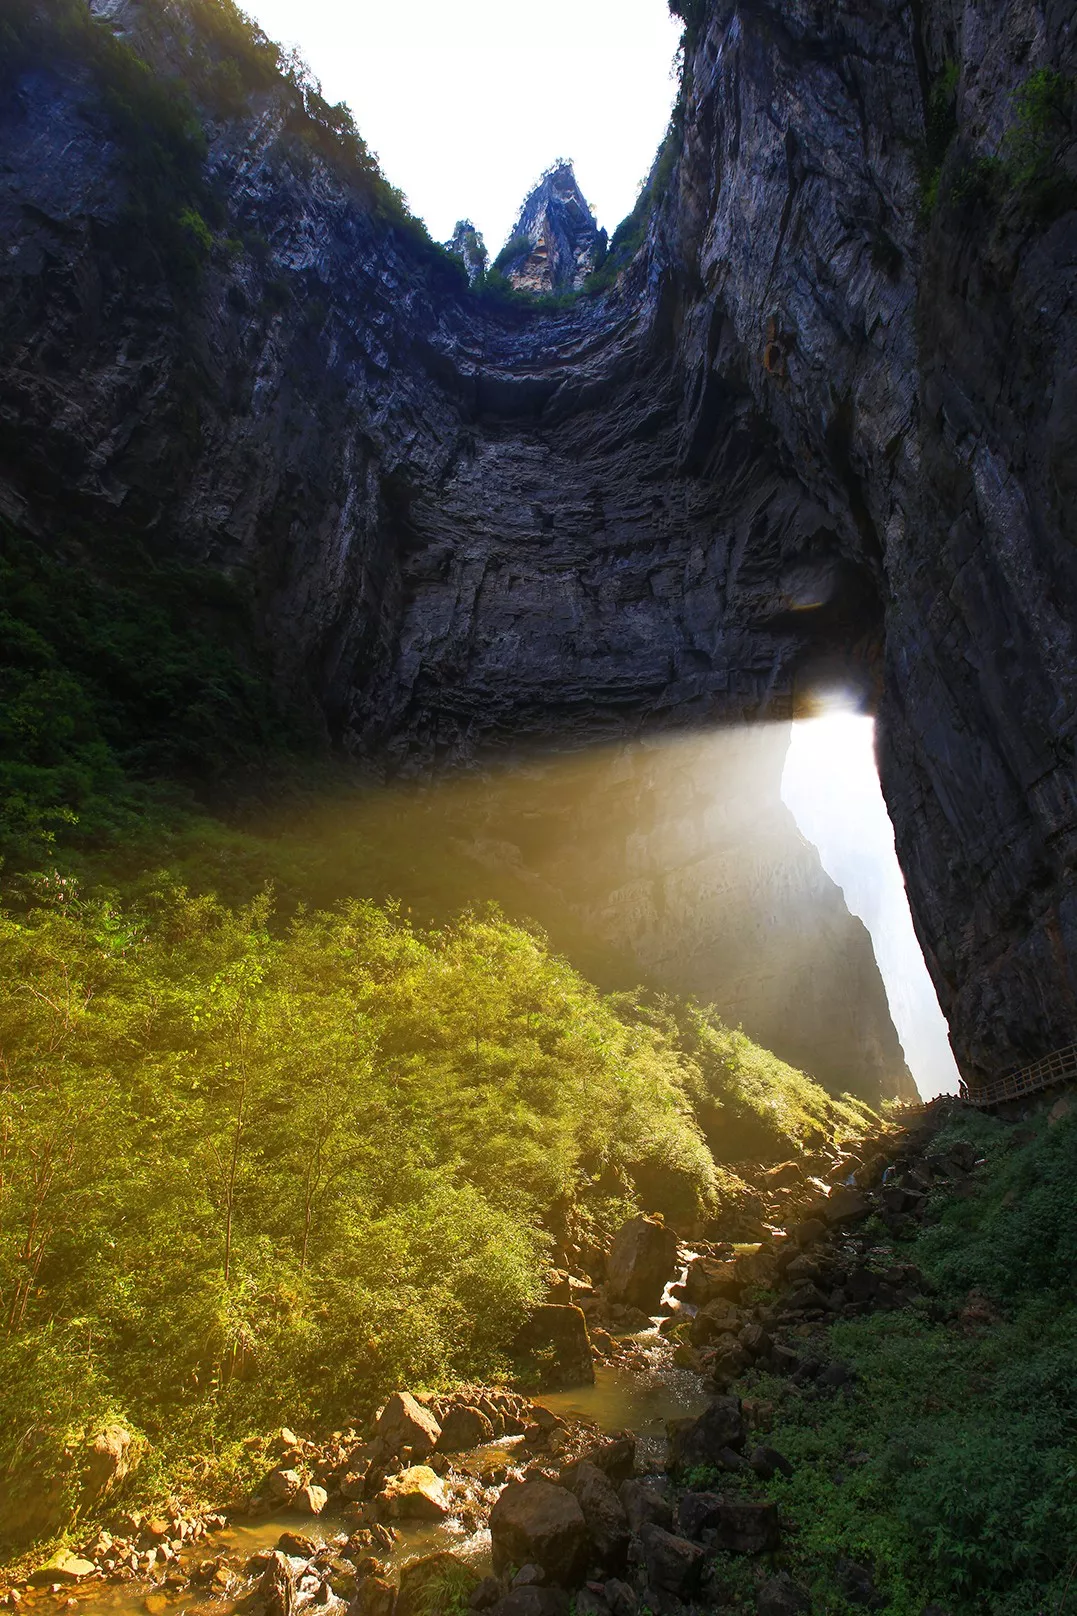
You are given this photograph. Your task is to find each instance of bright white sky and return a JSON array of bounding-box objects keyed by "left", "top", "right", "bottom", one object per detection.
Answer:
[
  {"left": 782, "top": 714, "right": 962, "bottom": 1100},
  {"left": 241, "top": 0, "right": 683, "bottom": 252}
]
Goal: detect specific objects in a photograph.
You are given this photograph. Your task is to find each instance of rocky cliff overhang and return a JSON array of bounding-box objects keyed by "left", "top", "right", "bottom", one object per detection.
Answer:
[{"left": 0, "top": 0, "right": 1075, "bottom": 1088}]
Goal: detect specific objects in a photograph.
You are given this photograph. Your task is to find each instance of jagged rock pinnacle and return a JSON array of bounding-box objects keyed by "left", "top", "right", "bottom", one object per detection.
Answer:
[
  {"left": 496, "top": 160, "right": 606, "bottom": 294},
  {"left": 444, "top": 219, "right": 487, "bottom": 286}
]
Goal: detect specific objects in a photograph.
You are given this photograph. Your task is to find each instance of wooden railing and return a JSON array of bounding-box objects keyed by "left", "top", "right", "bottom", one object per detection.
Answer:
[{"left": 962, "top": 1041, "right": 1077, "bottom": 1108}]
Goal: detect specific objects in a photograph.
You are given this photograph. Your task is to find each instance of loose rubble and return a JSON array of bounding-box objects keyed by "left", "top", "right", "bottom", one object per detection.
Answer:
[{"left": 5, "top": 1102, "right": 984, "bottom": 1616}]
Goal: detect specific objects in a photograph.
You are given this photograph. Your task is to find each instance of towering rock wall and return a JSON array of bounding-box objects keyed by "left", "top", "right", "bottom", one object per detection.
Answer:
[{"left": 0, "top": 0, "right": 1073, "bottom": 1088}]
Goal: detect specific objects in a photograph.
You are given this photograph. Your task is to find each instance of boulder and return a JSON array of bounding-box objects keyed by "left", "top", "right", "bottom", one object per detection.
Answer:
[
  {"left": 264, "top": 1467, "right": 303, "bottom": 1504},
  {"left": 349, "top": 1578, "right": 397, "bottom": 1616},
  {"left": 684, "top": 1257, "right": 742, "bottom": 1307},
  {"left": 570, "top": 1461, "right": 629, "bottom": 1572},
  {"left": 490, "top": 1480, "right": 588, "bottom": 1585},
  {"left": 604, "top": 1580, "right": 638, "bottom": 1616},
  {"left": 714, "top": 1500, "right": 780, "bottom": 1554},
  {"left": 666, "top": 1397, "right": 746, "bottom": 1471},
  {"left": 559, "top": 1433, "right": 636, "bottom": 1488},
  {"left": 29, "top": 1554, "right": 96, "bottom": 1587},
  {"left": 375, "top": 1393, "right": 441, "bottom": 1460},
  {"left": 488, "top": 1592, "right": 569, "bottom": 1616},
  {"left": 637, "top": 1524, "right": 705, "bottom": 1596},
  {"left": 606, "top": 1218, "right": 678, "bottom": 1313},
  {"left": 84, "top": 1424, "right": 136, "bottom": 1501},
  {"left": 689, "top": 1299, "right": 742, "bottom": 1347},
  {"left": 676, "top": 1491, "right": 721, "bottom": 1540},
  {"left": 396, "top": 1553, "right": 480, "bottom": 1616},
  {"left": 748, "top": 1445, "right": 793, "bottom": 1480},
  {"left": 296, "top": 1483, "right": 328, "bottom": 1515},
  {"left": 260, "top": 1552, "right": 296, "bottom": 1616},
  {"left": 276, "top": 1531, "right": 318, "bottom": 1557},
  {"left": 437, "top": 1406, "right": 495, "bottom": 1452},
  {"left": 376, "top": 1466, "right": 450, "bottom": 1521},
  {"left": 512, "top": 1305, "right": 595, "bottom": 1389},
  {"left": 757, "top": 1573, "right": 811, "bottom": 1615},
  {"left": 822, "top": 1188, "right": 871, "bottom": 1225},
  {"left": 618, "top": 1477, "right": 673, "bottom": 1535},
  {"left": 469, "top": 1577, "right": 503, "bottom": 1610}
]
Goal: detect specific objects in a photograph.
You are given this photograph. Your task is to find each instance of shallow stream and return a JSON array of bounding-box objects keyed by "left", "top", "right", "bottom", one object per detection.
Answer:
[{"left": 23, "top": 1330, "right": 707, "bottom": 1616}]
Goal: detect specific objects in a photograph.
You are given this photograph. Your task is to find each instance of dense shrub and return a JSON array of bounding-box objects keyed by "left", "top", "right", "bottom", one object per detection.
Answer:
[
  {"left": 752, "top": 1111, "right": 1077, "bottom": 1613},
  {"left": 0, "top": 878, "right": 865, "bottom": 1541}
]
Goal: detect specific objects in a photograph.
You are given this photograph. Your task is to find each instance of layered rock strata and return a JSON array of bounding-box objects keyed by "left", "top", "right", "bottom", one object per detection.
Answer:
[{"left": 0, "top": 0, "right": 1074, "bottom": 1086}]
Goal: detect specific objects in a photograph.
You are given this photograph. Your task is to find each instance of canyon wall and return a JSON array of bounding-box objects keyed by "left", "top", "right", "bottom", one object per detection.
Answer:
[{"left": 0, "top": 0, "right": 1074, "bottom": 1087}]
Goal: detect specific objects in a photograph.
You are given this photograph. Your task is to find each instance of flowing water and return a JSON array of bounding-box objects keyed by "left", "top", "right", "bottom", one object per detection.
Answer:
[{"left": 25, "top": 1325, "right": 706, "bottom": 1616}]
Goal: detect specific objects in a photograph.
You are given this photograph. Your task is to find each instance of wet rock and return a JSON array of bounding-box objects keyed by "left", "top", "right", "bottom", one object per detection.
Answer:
[
  {"left": 469, "top": 1578, "right": 502, "bottom": 1611},
  {"left": 436, "top": 1406, "right": 495, "bottom": 1452},
  {"left": 757, "top": 1573, "right": 811, "bottom": 1615},
  {"left": 559, "top": 1434, "right": 636, "bottom": 1489},
  {"left": 489, "top": 1480, "right": 588, "bottom": 1585},
  {"left": 277, "top": 1532, "right": 318, "bottom": 1557},
  {"left": 618, "top": 1477, "right": 673, "bottom": 1536},
  {"left": 714, "top": 1500, "right": 780, "bottom": 1554},
  {"left": 684, "top": 1258, "right": 743, "bottom": 1307},
  {"left": 666, "top": 1397, "right": 746, "bottom": 1472},
  {"left": 396, "top": 1553, "right": 480, "bottom": 1616},
  {"left": 606, "top": 1219, "right": 678, "bottom": 1313},
  {"left": 376, "top": 1466, "right": 451, "bottom": 1521},
  {"left": 512, "top": 1305, "right": 595, "bottom": 1389},
  {"left": 376, "top": 1394, "right": 441, "bottom": 1460},
  {"left": 348, "top": 1578, "right": 397, "bottom": 1616},
  {"left": 260, "top": 1551, "right": 296, "bottom": 1616},
  {"left": 569, "top": 1461, "right": 630, "bottom": 1573},
  {"left": 637, "top": 1524, "right": 705, "bottom": 1597}
]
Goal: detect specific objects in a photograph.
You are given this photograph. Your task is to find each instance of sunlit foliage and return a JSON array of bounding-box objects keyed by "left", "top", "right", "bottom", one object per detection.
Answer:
[{"left": 0, "top": 878, "right": 865, "bottom": 1538}]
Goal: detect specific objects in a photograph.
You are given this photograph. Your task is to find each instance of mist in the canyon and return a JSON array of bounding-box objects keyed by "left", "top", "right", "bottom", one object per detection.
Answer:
[{"left": 252, "top": 722, "right": 928, "bottom": 1107}]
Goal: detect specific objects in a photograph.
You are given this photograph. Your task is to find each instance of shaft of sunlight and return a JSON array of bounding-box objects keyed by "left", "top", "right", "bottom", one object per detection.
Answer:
[
  {"left": 237, "top": 0, "right": 683, "bottom": 250},
  {"left": 781, "top": 712, "right": 961, "bottom": 1099}
]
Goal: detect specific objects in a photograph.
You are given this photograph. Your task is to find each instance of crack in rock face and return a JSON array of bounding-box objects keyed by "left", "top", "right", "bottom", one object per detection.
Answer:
[{"left": 0, "top": 0, "right": 1074, "bottom": 1090}]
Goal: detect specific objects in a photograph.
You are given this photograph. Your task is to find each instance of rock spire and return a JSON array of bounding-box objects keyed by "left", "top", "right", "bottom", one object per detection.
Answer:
[{"left": 496, "top": 160, "right": 606, "bottom": 294}]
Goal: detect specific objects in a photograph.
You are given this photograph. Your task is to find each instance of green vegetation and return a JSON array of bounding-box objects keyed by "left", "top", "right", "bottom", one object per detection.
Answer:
[
  {"left": 749, "top": 1109, "right": 1077, "bottom": 1613},
  {"left": 0, "top": 873, "right": 867, "bottom": 1548},
  {"left": 923, "top": 62, "right": 1076, "bottom": 225},
  {"left": 1, "top": 0, "right": 466, "bottom": 292},
  {"left": 0, "top": 520, "right": 299, "bottom": 877}
]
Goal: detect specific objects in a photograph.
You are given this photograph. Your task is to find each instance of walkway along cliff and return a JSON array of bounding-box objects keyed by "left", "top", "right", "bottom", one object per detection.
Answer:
[{"left": 1, "top": 0, "right": 1075, "bottom": 1089}]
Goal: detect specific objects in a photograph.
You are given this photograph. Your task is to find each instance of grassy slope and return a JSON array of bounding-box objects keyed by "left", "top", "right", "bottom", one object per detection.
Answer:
[{"left": 740, "top": 1108, "right": 1077, "bottom": 1614}]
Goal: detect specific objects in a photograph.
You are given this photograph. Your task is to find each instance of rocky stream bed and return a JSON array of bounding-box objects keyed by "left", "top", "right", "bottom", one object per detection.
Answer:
[{"left": 4, "top": 1106, "right": 979, "bottom": 1616}]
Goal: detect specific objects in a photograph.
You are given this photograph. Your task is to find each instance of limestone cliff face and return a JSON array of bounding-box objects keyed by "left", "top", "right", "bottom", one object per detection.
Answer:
[
  {"left": 496, "top": 161, "right": 606, "bottom": 293},
  {"left": 0, "top": 0, "right": 1074, "bottom": 1091}
]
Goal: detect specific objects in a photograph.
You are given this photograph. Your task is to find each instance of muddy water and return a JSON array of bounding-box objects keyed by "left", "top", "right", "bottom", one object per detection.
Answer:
[{"left": 31, "top": 1334, "right": 706, "bottom": 1616}]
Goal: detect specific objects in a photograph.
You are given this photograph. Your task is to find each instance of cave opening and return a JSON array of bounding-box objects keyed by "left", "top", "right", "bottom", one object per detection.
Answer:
[{"left": 781, "top": 704, "right": 960, "bottom": 1099}]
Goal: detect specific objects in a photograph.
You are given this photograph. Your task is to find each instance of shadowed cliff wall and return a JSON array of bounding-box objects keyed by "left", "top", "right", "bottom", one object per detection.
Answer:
[{"left": 0, "top": 0, "right": 1074, "bottom": 1088}]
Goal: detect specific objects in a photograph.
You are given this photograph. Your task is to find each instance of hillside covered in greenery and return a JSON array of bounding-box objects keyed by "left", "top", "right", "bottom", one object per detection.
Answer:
[{"left": 0, "top": 872, "right": 872, "bottom": 1546}]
